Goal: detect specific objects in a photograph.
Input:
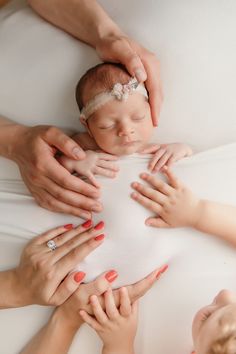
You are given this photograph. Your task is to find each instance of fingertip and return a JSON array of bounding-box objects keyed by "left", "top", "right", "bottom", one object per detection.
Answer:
[
  {"left": 135, "top": 68, "right": 147, "bottom": 82},
  {"left": 72, "top": 147, "right": 86, "bottom": 160}
]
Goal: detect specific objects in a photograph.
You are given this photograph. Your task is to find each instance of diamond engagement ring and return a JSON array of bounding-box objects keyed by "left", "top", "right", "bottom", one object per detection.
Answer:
[{"left": 47, "top": 239, "right": 57, "bottom": 251}]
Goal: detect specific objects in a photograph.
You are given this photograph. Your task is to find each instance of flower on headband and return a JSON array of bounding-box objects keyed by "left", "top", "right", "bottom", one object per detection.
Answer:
[{"left": 111, "top": 78, "right": 139, "bottom": 101}]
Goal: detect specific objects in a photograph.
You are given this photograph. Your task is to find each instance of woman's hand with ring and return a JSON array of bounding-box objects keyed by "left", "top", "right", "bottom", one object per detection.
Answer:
[{"left": 7, "top": 220, "right": 105, "bottom": 307}]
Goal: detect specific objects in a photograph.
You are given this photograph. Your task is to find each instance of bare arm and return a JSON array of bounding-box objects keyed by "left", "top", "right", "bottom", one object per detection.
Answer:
[
  {"left": 0, "top": 116, "right": 26, "bottom": 160},
  {"left": 27, "top": 0, "right": 162, "bottom": 126},
  {"left": 131, "top": 168, "right": 236, "bottom": 247},
  {"left": 27, "top": 0, "right": 122, "bottom": 47},
  {"left": 195, "top": 200, "right": 236, "bottom": 246},
  {"left": 20, "top": 309, "right": 82, "bottom": 354}
]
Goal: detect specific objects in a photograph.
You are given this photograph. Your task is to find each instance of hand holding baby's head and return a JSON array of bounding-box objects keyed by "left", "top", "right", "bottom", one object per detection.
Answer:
[{"left": 75, "top": 63, "right": 154, "bottom": 156}]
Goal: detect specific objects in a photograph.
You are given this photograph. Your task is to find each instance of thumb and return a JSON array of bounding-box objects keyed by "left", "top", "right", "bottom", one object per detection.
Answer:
[{"left": 43, "top": 127, "right": 86, "bottom": 160}]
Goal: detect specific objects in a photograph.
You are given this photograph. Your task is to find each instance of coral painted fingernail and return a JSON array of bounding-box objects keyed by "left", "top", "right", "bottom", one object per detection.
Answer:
[
  {"left": 156, "top": 264, "right": 169, "bottom": 278},
  {"left": 74, "top": 272, "right": 86, "bottom": 283},
  {"left": 105, "top": 270, "right": 118, "bottom": 283},
  {"left": 64, "top": 224, "right": 73, "bottom": 230},
  {"left": 94, "top": 234, "right": 105, "bottom": 241},
  {"left": 82, "top": 219, "right": 92, "bottom": 228},
  {"left": 94, "top": 221, "right": 104, "bottom": 230}
]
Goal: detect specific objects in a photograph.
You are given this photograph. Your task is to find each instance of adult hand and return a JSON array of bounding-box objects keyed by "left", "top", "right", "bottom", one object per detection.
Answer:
[
  {"left": 55, "top": 263, "right": 168, "bottom": 330},
  {"left": 131, "top": 167, "right": 200, "bottom": 228},
  {"left": 11, "top": 220, "right": 105, "bottom": 307},
  {"left": 96, "top": 34, "right": 163, "bottom": 127},
  {"left": 12, "top": 125, "right": 102, "bottom": 218}
]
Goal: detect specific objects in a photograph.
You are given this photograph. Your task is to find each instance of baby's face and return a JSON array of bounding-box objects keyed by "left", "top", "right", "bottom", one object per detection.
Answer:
[
  {"left": 192, "top": 289, "right": 236, "bottom": 353},
  {"left": 87, "top": 93, "right": 154, "bottom": 155}
]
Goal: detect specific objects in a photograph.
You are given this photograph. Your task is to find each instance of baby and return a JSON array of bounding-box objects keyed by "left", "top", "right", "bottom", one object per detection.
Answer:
[{"left": 59, "top": 63, "right": 192, "bottom": 186}]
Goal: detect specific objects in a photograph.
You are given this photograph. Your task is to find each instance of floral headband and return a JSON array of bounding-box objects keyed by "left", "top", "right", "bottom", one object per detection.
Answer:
[{"left": 80, "top": 78, "right": 148, "bottom": 123}]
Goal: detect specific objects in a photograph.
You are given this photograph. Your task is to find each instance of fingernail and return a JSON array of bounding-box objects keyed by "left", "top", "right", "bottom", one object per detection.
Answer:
[
  {"left": 105, "top": 270, "right": 118, "bottom": 283},
  {"left": 92, "top": 204, "right": 102, "bottom": 212},
  {"left": 156, "top": 264, "right": 169, "bottom": 278},
  {"left": 94, "top": 221, "right": 104, "bottom": 230},
  {"left": 64, "top": 224, "right": 74, "bottom": 230},
  {"left": 94, "top": 233, "right": 105, "bottom": 241},
  {"left": 72, "top": 147, "right": 84, "bottom": 159},
  {"left": 74, "top": 271, "right": 86, "bottom": 283},
  {"left": 82, "top": 219, "right": 92, "bottom": 228},
  {"left": 135, "top": 69, "right": 147, "bottom": 82}
]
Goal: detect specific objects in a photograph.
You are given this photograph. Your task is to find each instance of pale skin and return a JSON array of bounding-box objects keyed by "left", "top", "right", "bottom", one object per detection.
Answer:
[
  {"left": 20, "top": 266, "right": 168, "bottom": 354},
  {"left": 59, "top": 93, "right": 192, "bottom": 185},
  {"left": 0, "top": 219, "right": 107, "bottom": 308},
  {"left": 192, "top": 290, "right": 236, "bottom": 354},
  {"left": 131, "top": 167, "right": 236, "bottom": 247},
  {"left": 0, "top": 0, "right": 164, "bottom": 217},
  {"left": 80, "top": 288, "right": 138, "bottom": 354},
  {"left": 20, "top": 280, "right": 236, "bottom": 354}
]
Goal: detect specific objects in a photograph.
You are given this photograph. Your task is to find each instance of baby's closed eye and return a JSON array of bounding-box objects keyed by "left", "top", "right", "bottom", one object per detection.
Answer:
[{"left": 132, "top": 115, "right": 145, "bottom": 121}]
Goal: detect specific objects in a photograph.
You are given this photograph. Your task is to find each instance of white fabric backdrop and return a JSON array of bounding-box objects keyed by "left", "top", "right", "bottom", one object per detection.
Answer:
[{"left": 0, "top": 1, "right": 236, "bottom": 354}]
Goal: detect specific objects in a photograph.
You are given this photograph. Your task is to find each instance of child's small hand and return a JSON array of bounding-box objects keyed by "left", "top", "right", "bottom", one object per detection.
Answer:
[
  {"left": 58, "top": 150, "right": 119, "bottom": 187},
  {"left": 140, "top": 143, "right": 192, "bottom": 172},
  {"left": 131, "top": 167, "right": 201, "bottom": 228},
  {"left": 80, "top": 287, "right": 138, "bottom": 354}
]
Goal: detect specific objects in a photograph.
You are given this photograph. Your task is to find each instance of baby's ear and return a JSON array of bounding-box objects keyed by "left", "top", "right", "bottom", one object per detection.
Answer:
[{"left": 79, "top": 114, "right": 87, "bottom": 127}]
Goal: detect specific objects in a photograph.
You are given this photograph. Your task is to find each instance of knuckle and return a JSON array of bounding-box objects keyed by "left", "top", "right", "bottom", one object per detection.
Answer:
[
  {"left": 43, "top": 126, "right": 59, "bottom": 139},
  {"left": 44, "top": 269, "right": 55, "bottom": 281}
]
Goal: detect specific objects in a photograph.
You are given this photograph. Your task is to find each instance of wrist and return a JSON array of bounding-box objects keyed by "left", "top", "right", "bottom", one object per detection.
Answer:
[
  {"left": 102, "top": 344, "right": 135, "bottom": 354},
  {"left": 54, "top": 306, "right": 83, "bottom": 333},
  {"left": 0, "top": 122, "right": 29, "bottom": 161},
  {"left": 192, "top": 199, "right": 206, "bottom": 229},
  {"left": 0, "top": 268, "right": 30, "bottom": 308}
]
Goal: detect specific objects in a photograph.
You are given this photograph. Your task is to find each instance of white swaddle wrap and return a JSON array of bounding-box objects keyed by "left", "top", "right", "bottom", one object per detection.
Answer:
[{"left": 1, "top": 144, "right": 236, "bottom": 288}]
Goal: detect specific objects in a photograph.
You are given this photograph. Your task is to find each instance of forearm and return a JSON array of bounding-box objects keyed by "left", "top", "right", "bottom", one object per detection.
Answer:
[
  {"left": 28, "top": 0, "right": 123, "bottom": 48},
  {"left": 20, "top": 308, "right": 81, "bottom": 354},
  {"left": 102, "top": 348, "right": 135, "bottom": 354},
  {"left": 195, "top": 200, "right": 236, "bottom": 246},
  {"left": 0, "top": 116, "right": 27, "bottom": 160}
]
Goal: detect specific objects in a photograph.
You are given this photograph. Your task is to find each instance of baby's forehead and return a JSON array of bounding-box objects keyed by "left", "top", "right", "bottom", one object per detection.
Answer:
[{"left": 92, "top": 94, "right": 149, "bottom": 121}]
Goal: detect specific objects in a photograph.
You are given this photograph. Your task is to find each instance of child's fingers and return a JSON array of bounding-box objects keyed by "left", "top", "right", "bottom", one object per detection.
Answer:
[
  {"left": 79, "top": 309, "right": 101, "bottom": 331},
  {"left": 89, "top": 295, "right": 108, "bottom": 324},
  {"left": 104, "top": 288, "right": 120, "bottom": 320},
  {"left": 145, "top": 217, "right": 170, "bottom": 228},
  {"left": 153, "top": 152, "right": 171, "bottom": 172},
  {"left": 148, "top": 148, "right": 166, "bottom": 171},
  {"left": 97, "top": 159, "right": 119, "bottom": 172},
  {"left": 139, "top": 173, "right": 174, "bottom": 195},
  {"left": 131, "top": 181, "right": 166, "bottom": 207},
  {"left": 94, "top": 166, "right": 117, "bottom": 178},
  {"left": 165, "top": 155, "right": 175, "bottom": 168},
  {"left": 162, "top": 167, "right": 181, "bottom": 188},
  {"left": 97, "top": 153, "right": 118, "bottom": 161},
  {"left": 87, "top": 172, "right": 101, "bottom": 188},
  {"left": 131, "top": 190, "right": 162, "bottom": 214},
  {"left": 119, "top": 287, "right": 132, "bottom": 317}
]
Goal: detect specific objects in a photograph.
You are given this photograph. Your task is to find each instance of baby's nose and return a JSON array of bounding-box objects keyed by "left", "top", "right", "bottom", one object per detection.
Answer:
[{"left": 118, "top": 125, "right": 135, "bottom": 136}]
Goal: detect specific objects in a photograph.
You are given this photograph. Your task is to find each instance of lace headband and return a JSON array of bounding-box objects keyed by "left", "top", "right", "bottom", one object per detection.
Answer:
[{"left": 80, "top": 78, "right": 148, "bottom": 122}]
